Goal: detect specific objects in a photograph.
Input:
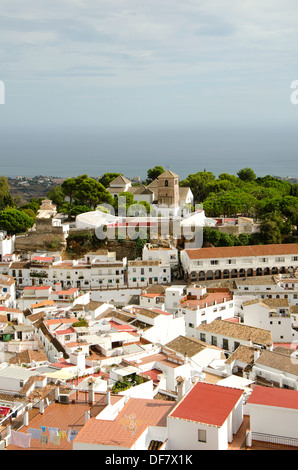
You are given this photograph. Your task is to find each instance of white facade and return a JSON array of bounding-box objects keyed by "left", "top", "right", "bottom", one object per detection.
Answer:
[
  {"left": 0, "top": 233, "right": 15, "bottom": 262},
  {"left": 167, "top": 382, "right": 243, "bottom": 451},
  {"left": 247, "top": 386, "right": 298, "bottom": 445},
  {"left": 164, "top": 285, "right": 186, "bottom": 314},
  {"left": 181, "top": 244, "right": 298, "bottom": 281},
  {"left": 127, "top": 260, "right": 171, "bottom": 287},
  {"left": 241, "top": 299, "right": 298, "bottom": 343},
  {"left": 235, "top": 276, "right": 298, "bottom": 306},
  {"left": 142, "top": 244, "right": 178, "bottom": 267},
  {"left": 177, "top": 286, "right": 234, "bottom": 337}
]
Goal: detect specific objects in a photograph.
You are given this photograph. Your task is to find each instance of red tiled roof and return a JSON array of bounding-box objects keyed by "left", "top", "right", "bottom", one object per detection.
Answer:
[
  {"left": 152, "top": 309, "right": 171, "bottom": 315},
  {"left": 185, "top": 243, "right": 298, "bottom": 260},
  {"left": 24, "top": 286, "right": 52, "bottom": 290},
  {"left": 53, "top": 288, "right": 78, "bottom": 296},
  {"left": 74, "top": 397, "right": 175, "bottom": 448},
  {"left": 108, "top": 321, "right": 135, "bottom": 332},
  {"left": 247, "top": 385, "right": 298, "bottom": 410},
  {"left": 32, "top": 256, "right": 54, "bottom": 262},
  {"left": 54, "top": 327, "right": 75, "bottom": 336},
  {"left": 180, "top": 290, "right": 233, "bottom": 309},
  {"left": 169, "top": 382, "right": 243, "bottom": 427},
  {"left": 143, "top": 368, "right": 162, "bottom": 383}
]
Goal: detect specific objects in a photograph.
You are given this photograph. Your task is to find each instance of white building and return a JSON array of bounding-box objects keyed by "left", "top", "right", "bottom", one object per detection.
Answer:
[
  {"left": 167, "top": 381, "right": 244, "bottom": 450},
  {"left": 177, "top": 285, "right": 234, "bottom": 336},
  {"left": 241, "top": 298, "right": 298, "bottom": 343},
  {"left": 165, "top": 335, "right": 225, "bottom": 373},
  {"left": 247, "top": 385, "right": 298, "bottom": 446},
  {"left": 164, "top": 285, "right": 187, "bottom": 314},
  {"left": 235, "top": 275, "right": 298, "bottom": 306},
  {"left": 128, "top": 307, "right": 186, "bottom": 345},
  {"left": 181, "top": 244, "right": 298, "bottom": 282},
  {"left": 127, "top": 260, "right": 171, "bottom": 287},
  {"left": 107, "top": 175, "right": 132, "bottom": 199},
  {"left": 0, "top": 232, "right": 15, "bottom": 262},
  {"left": 142, "top": 243, "right": 178, "bottom": 267},
  {"left": 196, "top": 319, "right": 273, "bottom": 355},
  {"left": 249, "top": 348, "right": 298, "bottom": 390}
]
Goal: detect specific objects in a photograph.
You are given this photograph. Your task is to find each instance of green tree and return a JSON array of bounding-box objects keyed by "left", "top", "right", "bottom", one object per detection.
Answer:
[
  {"left": 203, "top": 227, "right": 221, "bottom": 246},
  {"left": 47, "top": 186, "right": 65, "bottom": 209},
  {"left": 180, "top": 171, "right": 216, "bottom": 202},
  {"left": 98, "top": 173, "right": 123, "bottom": 188},
  {"left": 61, "top": 177, "right": 77, "bottom": 204},
  {"left": 237, "top": 168, "right": 256, "bottom": 182},
  {"left": 0, "top": 176, "right": 15, "bottom": 210},
  {"left": 0, "top": 209, "right": 34, "bottom": 234},
  {"left": 72, "top": 175, "right": 113, "bottom": 208},
  {"left": 146, "top": 166, "right": 165, "bottom": 183},
  {"left": 259, "top": 219, "right": 281, "bottom": 244}
]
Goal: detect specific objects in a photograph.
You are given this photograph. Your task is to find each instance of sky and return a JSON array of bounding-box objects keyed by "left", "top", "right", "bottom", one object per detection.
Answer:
[{"left": 0, "top": 0, "right": 298, "bottom": 177}]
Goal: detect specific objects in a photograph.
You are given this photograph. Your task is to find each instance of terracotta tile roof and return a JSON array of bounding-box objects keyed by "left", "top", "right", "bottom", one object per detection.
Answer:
[
  {"left": 169, "top": 382, "right": 243, "bottom": 427},
  {"left": 261, "top": 298, "right": 290, "bottom": 308},
  {"left": 225, "top": 345, "right": 256, "bottom": 365},
  {"left": 255, "top": 349, "right": 298, "bottom": 376},
  {"left": 179, "top": 290, "right": 233, "bottom": 309},
  {"left": 198, "top": 319, "right": 273, "bottom": 347},
  {"left": 74, "top": 397, "right": 175, "bottom": 448},
  {"left": 9, "top": 349, "right": 48, "bottom": 366},
  {"left": 165, "top": 335, "right": 216, "bottom": 358},
  {"left": 185, "top": 243, "right": 298, "bottom": 260},
  {"left": 31, "top": 300, "right": 56, "bottom": 309}
]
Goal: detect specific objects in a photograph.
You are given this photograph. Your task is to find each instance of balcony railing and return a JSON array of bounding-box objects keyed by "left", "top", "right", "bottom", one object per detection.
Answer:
[{"left": 251, "top": 431, "right": 298, "bottom": 449}]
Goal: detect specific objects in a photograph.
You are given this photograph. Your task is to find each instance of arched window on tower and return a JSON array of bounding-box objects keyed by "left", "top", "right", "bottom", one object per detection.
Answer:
[{"left": 165, "top": 180, "right": 168, "bottom": 187}]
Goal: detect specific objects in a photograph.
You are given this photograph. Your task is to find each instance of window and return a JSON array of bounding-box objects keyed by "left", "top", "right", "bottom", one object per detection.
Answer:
[
  {"left": 275, "top": 257, "right": 285, "bottom": 262},
  {"left": 200, "top": 333, "right": 206, "bottom": 342},
  {"left": 198, "top": 429, "right": 207, "bottom": 443},
  {"left": 189, "top": 323, "right": 195, "bottom": 328},
  {"left": 211, "top": 336, "right": 217, "bottom": 346},
  {"left": 222, "top": 338, "right": 229, "bottom": 350},
  {"left": 211, "top": 260, "right": 219, "bottom": 265},
  {"left": 165, "top": 180, "right": 168, "bottom": 187}
]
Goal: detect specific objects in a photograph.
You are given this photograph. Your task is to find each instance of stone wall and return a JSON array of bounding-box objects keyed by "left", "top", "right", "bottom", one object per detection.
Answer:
[{"left": 15, "top": 218, "right": 67, "bottom": 252}]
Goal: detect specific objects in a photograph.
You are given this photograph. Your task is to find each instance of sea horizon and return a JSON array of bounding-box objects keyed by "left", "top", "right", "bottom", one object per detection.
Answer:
[{"left": 0, "top": 124, "right": 297, "bottom": 181}]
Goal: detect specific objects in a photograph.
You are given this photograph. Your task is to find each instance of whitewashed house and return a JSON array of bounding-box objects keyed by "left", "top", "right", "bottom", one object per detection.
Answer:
[
  {"left": 177, "top": 285, "right": 234, "bottom": 336},
  {"left": 181, "top": 244, "right": 298, "bottom": 282},
  {"left": 196, "top": 319, "right": 273, "bottom": 355},
  {"left": 249, "top": 348, "right": 298, "bottom": 390},
  {"left": 241, "top": 298, "right": 298, "bottom": 343},
  {"left": 247, "top": 385, "right": 298, "bottom": 447},
  {"left": 167, "top": 381, "right": 244, "bottom": 450},
  {"left": 127, "top": 260, "right": 171, "bottom": 287},
  {"left": 142, "top": 244, "right": 178, "bottom": 267}
]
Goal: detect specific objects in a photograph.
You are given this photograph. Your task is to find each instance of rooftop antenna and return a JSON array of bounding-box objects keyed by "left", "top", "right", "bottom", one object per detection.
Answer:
[{"left": 124, "top": 412, "right": 137, "bottom": 437}]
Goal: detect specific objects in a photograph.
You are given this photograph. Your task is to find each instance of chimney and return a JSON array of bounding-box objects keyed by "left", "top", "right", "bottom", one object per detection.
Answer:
[
  {"left": 176, "top": 376, "right": 186, "bottom": 401},
  {"left": 106, "top": 391, "right": 111, "bottom": 405},
  {"left": 55, "top": 282, "right": 61, "bottom": 292},
  {"left": 254, "top": 348, "right": 261, "bottom": 362},
  {"left": 88, "top": 378, "right": 95, "bottom": 405}
]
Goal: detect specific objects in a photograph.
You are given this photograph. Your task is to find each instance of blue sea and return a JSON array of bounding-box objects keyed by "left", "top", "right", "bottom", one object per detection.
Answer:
[{"left": 0, "top": 124, "right": 297, "bottom": 180}]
